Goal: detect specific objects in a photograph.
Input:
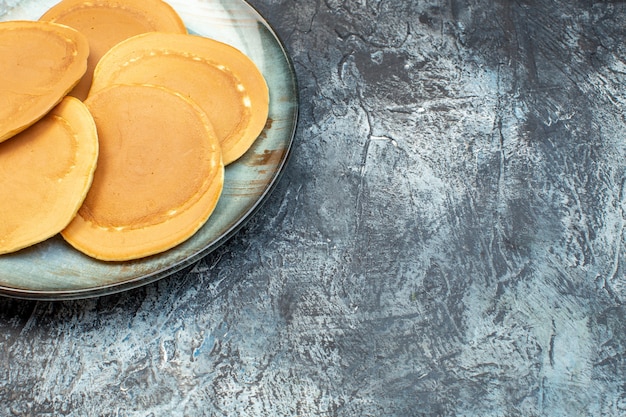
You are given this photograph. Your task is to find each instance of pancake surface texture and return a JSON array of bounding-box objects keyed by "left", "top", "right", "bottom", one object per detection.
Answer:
[
  {"left": 39, "top": 0, "right": 187, "bottom": 99},
  {"left": 0, "top": 20, "right": 89, "bottom": 143},
  {"left": 90, "top": 32, "right": 269, "bottom": 165},
  {"left": 62, "top": 84, "right": 224, "bottom": 261},
  {"left": 0, "top": 97, "right": 99, "bottom": 254}
]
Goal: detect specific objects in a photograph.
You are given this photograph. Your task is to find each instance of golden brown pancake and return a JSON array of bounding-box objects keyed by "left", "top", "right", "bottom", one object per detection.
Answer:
[
  {"left": 90, "top": 32, "right": 269, "bottom": 165},
  {"left": 62, "top": 84, "right": 224, "bottom": 261},
  {"left": 39, "top": 0, "right": 187, "bottom": 99},
  {"left": 0, "top": 20, "right": 89, "bottom": 143},
  {"left": 0, "top": 97, "right": 99, "bottom": 254}
]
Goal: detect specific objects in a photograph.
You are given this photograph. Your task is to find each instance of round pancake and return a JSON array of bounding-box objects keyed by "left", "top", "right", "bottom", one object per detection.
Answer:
[
  {"left": 62, "top": 84, "right": 224, "bottom": 261},
  {"left": 0, "top": 97, "right": 98, "bottom": 254},
  {"left": 0, "top": 20, "right": 89, "bottom": 143},
  {"left": 40, "top": 0, "right": 187, "bottom": 99},
  {"left": 90, "top": 32, "right": 269, "bottom": 164}
]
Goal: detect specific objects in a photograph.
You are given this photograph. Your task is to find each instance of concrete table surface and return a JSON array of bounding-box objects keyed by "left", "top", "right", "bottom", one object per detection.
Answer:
[{"left": 1, "top": 0, "right": 626, "bottom": 415}]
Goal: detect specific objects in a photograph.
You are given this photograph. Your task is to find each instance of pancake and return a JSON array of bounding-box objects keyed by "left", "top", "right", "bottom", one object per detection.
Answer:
[
  {"left": 62, "top": 84, "right": 224, "bottom": 261},
  {"left": 0, "top": 97, "right": 98, "bottom": 254},
  {"left": 0, "top": 20, "right": 89, "bottom": 143},
  {"left": 39, "top": 0, "right": 187, "bottom": 99},
  {"left": 90, "top": 31, "right": 269, "bottom": 165}
]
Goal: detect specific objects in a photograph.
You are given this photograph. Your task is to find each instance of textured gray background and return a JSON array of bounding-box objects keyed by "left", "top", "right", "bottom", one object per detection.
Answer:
[{"left": 2, "top": 0, "right": 626, "bottom": 415}]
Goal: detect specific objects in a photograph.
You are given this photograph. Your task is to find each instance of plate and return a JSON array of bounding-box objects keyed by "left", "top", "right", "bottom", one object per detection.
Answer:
[{"left": 0, "top": 0, "right": 298, "bottom": 300}]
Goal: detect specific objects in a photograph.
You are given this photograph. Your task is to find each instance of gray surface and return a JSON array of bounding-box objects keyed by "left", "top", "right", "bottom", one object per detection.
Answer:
[{"left": 2, "top": 0, "right": 626, "bottom": 415}]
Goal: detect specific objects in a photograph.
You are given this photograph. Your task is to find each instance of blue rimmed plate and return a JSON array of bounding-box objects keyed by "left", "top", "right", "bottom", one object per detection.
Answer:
[{"left": 0, "top": 0, "right": 298, "bottom": 300}]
